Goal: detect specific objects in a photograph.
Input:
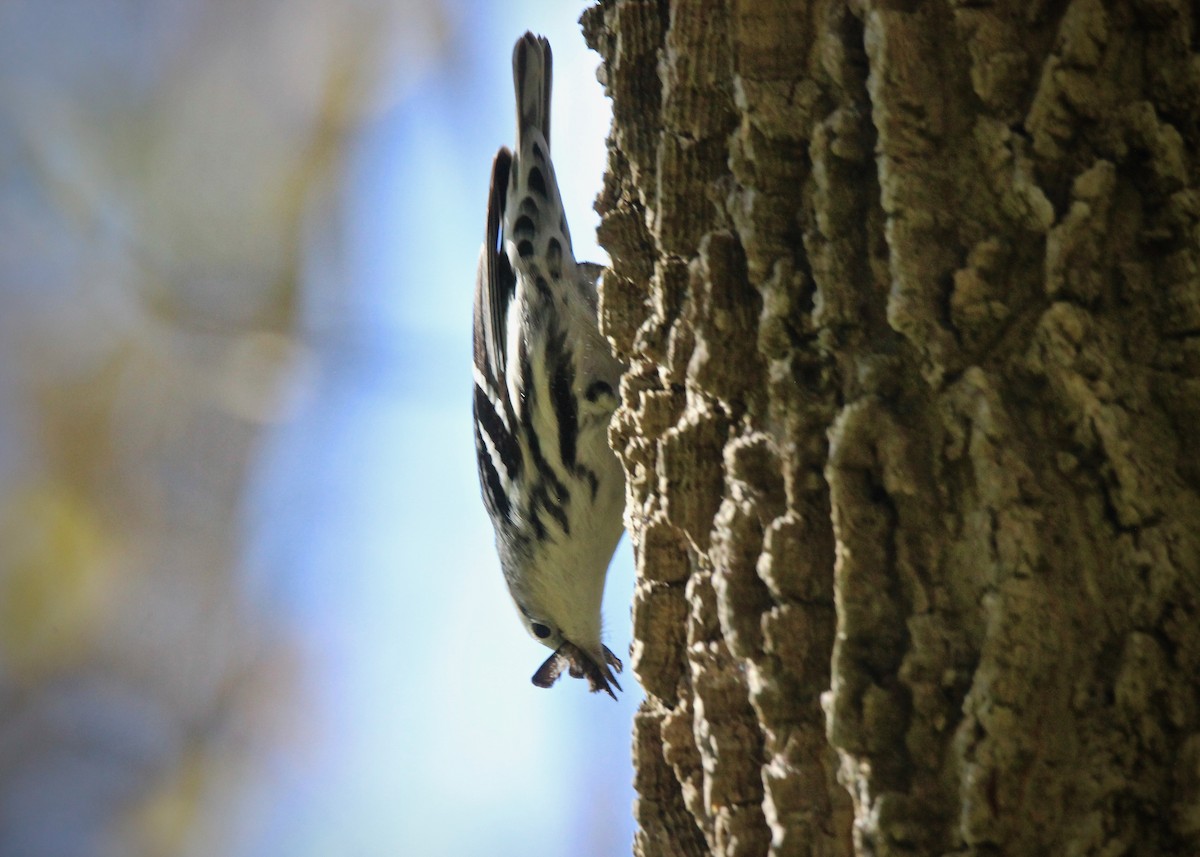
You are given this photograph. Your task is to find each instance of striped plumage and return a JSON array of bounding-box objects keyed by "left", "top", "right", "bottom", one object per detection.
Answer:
[{"left": 472, "top": 33, "right": 626, "bottom": 698}]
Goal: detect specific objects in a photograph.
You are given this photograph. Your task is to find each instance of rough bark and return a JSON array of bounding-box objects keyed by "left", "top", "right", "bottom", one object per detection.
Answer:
[{"left": 582, "top": 1, "right": 1200, "bottom": 855}]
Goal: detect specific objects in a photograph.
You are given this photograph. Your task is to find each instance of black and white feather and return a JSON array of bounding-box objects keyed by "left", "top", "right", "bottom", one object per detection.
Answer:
[{"left": 472, "top": 33, "right": 626, "bottom": 699}]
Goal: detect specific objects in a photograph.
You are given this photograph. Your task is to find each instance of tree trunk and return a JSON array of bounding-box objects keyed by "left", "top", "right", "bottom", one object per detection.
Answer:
[{"left": 582, "top": 1, "right": 1200, "bottom": 855}]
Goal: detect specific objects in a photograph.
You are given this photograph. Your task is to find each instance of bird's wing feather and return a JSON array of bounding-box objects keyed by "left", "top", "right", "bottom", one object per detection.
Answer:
[{"left": 473, "top": 147, "right": 515, "bottom": 392}]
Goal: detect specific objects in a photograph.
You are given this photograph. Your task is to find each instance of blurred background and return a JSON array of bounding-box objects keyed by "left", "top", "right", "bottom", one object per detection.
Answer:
[{"left": 0, "top": 1, "right": 639, "bottom": 855}]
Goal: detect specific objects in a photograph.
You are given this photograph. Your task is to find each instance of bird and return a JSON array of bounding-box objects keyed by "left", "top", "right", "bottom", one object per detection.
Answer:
[{"left": 472, "top": 32, "right": 627, "bottom": 698}]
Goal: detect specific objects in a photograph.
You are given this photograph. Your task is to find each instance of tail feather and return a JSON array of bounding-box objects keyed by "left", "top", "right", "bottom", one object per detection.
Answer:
[{"left": 513, "top": 32, "right": 551, "bottom": 151}]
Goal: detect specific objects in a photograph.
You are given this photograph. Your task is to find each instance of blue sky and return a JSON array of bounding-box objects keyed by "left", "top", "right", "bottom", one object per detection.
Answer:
[{"left": 241, "top": 3, "right": 640, "bottom": 855}]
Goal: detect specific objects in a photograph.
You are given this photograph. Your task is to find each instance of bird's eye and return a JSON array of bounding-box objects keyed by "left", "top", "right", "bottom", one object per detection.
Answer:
[{"left": 531, "top": 622, "right": 552, "bottom": 639}]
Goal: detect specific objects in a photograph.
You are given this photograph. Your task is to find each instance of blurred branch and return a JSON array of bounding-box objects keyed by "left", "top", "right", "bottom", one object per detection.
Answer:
[{"left": 0, "top": 2, "right": 446, "bottom": 855}]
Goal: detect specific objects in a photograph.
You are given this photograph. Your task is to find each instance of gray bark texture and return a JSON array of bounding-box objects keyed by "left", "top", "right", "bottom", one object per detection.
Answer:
[{"left": 581, "top": 1, "right": 1200, "bottom": 855}]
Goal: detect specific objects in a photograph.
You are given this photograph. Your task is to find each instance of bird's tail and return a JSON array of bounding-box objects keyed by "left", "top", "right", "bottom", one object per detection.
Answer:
[{"left": 513, "top": 32, "right": 552, "bottom": 152}]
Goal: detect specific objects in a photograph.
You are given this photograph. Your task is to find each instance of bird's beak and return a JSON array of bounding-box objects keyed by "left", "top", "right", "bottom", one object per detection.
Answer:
[{"left": 529, "top": 642, "right": 624, "bottom": 699}]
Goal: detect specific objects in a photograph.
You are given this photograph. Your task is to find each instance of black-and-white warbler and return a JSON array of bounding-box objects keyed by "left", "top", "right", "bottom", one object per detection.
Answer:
[{"left": 472, "top": 33, "right": 626, "bottom": 699}]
